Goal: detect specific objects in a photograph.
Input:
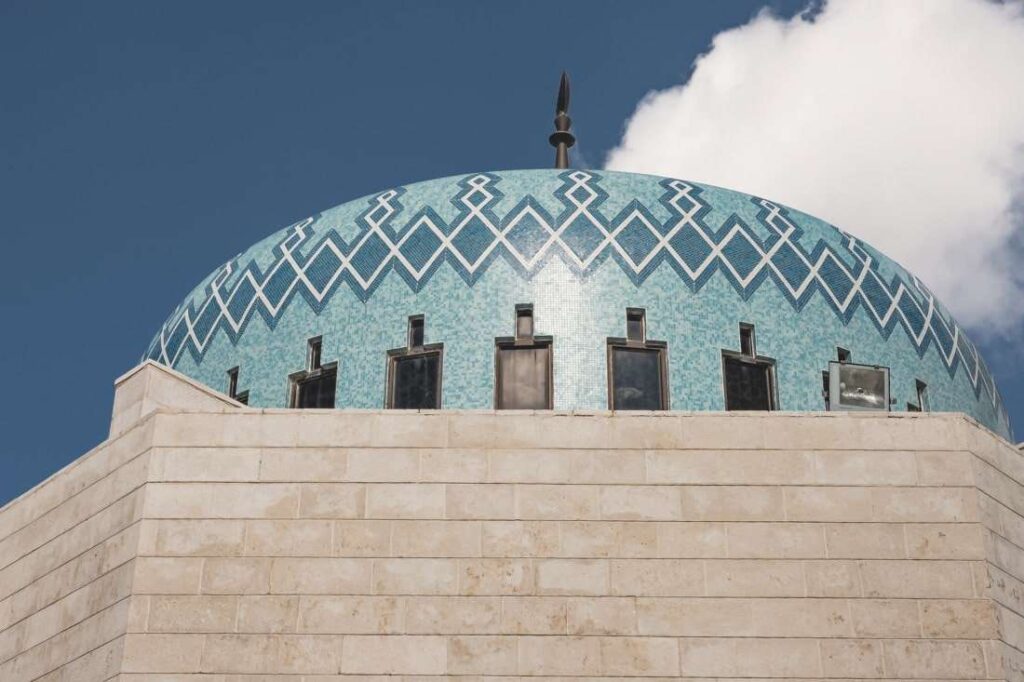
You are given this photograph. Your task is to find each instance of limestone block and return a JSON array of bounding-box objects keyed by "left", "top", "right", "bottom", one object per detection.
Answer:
[
  {"left": 404, "top": 596, "right": 501, "bottom": 634},
  {"left": 784, "top": 486, "right": 873, "bottom": 521},
  {"left": 677, "top": 637, "right": 820, "bottom": 677},
  {"left": 725, "top": 522, "right": 826, "bottom": 558},
  {"left": 144, "top": 483, "right": 299, "bottom": 519},
  {"left": 297, "top": 595, "right": 401, "bottom": 634},
  {"left": 500, "top": 596, "right": 567, "bottom": 634},
  {"left": 558, "top": 521, "right": 657, "bottom": 558},
  {"left": 916, "top": 450, "right": 975, "bottom": 485},
  {"left": 481, "top": 521, "right": 560, "bottom": 557},
  {"left": 269, "top": 558, "right": 370, "bottom": 594},
  {"left": 149, "top": 447, "right": 260, "bottom": 482},
  {"left": 339, "top": 635, "right": 446, "bottom": 674},
  {"left": 645, "top": 449, "right": 814, "bottom": 485},
  {"left": 860, "top": 559, "right": 977, "bottom": 598},
  {"left": 459, "top": 558, "right": 533, "bottom": 595},
  {"left": 134, "top": 557, "right": 203, "bottom": 594},
  {"left": 637, "top": 596, "right": 753, "bottom": 636},
  {"left": 516, "top": 636, "right": 601, "bottom": 676},
  {"left": 365, "top": 483, "right": 444, "bottom": 519},
  {"left": 391, "top": 520, "right": 481, "bottom": 557},
  {"left": 121, "top": 633, "right": 204, "bottom": 673},
  {"left": 147, "top": 596, "right": 238, "bottom": 633},
  {"left": 824, "top": 522, "right": 905, "bottom": 559},
  {"left": 569, "top": 449, "right": 646, "bottom": 484},
  {"left": 145, "top": 519, "right": 246, "bottom": 557},
  {"left": 813, "top": 450, "right": 918, "bottom": 485},
  {"left": 705, "top": 559, "right": 805, "bottom": 597},
  {"left": 610, "top": 559, "right": 704, "bottom": 597},
  {"left": 203, "top": 558, "right": 272, "bottom": 595},
  {"left": 447, "top": 635, "right": 518, "bottom": 675},
  {"left": 920, "top": 599, "right": 998, "bottom": 638},
  {"left": 849, "top": 598, "right": 921, "bottom": 637},
  {"left": 333, "top": 520, "right": 390, "bottom": 556},
  {"left": 446, "top": 484, "right": 515, "bottom": 519},
  {"left": 905, "top": 523, "right": 986, "bottom": 559},
  {"left": 882, "top": 639, "right": 987, "bottom": 678},
  {"left": 488, "top": 449, "right": 573, "bottom": 483},
  {"left": 200, "top": 633, "right": 343, "bottom": 675},
  {"left": 804, "top": 559, "right": 862, "bottom": 597},
  {"left": 598, "top": 486, "right": 681, "bottom": 520},
  {"left": 243, "top": 520, "right": 333, "bottom": 556},
  {"left": 237, "top": 596, "right": 299, "bottom": 633},
  {"left": 535, "top": 559, "right": 608, "bottom": 595},
  {"left": 373, "top": 558, "right": 458, "bottom": 595},
  {"left": 566, "top": 596, "right": 636, "bottom": 635},
  {"left": 298, "top": 483, "right": 366, "bottom": 519},
  {"left": 259, "top": 448, "right": 347, "bottom": 482},
  {"left": 654, "top": 521, "right": 727, "bottom": 558},
  {"left": 680, "top": 485, "right": 785, "bottom": 521},
  {"left": 420, "top": 449, "right": 489, "bottom": 482},
  {"left": 599, "top": 636, "right": 679, "bottom": 676},
  {"left": 346, "top": 449, "right": 420, "bottom": 482},
  {"left": 819, "top": 639, "right": 885, "bottom": 677},
  {"left": 871, "top": 486, "right": 977, "bottom": 522},
  {"left": 516, "top": 485, "right": 599, "bottom": 520}
]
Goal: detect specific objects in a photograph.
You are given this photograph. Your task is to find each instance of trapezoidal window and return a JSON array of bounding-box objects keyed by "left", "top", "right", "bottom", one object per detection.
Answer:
[
  {"left": 722, "top": 323, "right": 777, "bottom": 411},
  {"left": 288, "top": 336, "right": 337, "bottom": 409},
  {"left": 226, "top": 366, "right": 249, "bottom": 405},
  {"left": 495, "top": 304, "right": 553, "bottom": 410},
  {"left": 607, "top": 308, "right": 668, "bottom": 410},
  {"left": 386, "top": 315, "right": 443, "bottom": 409}
]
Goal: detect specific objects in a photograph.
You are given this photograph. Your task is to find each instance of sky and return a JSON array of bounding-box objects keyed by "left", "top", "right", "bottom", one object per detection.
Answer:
[{"left": 1, "top": 0, "right": 1021, "bottom": 504}]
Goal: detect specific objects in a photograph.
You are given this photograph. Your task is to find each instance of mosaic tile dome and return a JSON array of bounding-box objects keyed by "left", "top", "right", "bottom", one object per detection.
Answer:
[{"left": 145, "top": 169, "right": 1012, "bottom": 438}]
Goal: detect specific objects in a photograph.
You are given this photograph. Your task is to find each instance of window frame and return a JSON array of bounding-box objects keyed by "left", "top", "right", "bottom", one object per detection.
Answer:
[
  {"left": 386, "top": 344, "right": 445, "bottom": 410},
  {"left": 493, "top": 336, "right": 554, "bottom": 410},
  {"left": 606, "top": 308, "right": 669, "bottom": 411},
  {"left": 720, "top": 350, "right": 778, "bottom": 411},
  {"left": 287, "top": 336, "right": 338, "bottom": 409}
]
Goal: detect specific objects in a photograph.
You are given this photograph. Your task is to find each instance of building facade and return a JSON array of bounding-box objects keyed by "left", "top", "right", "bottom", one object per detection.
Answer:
[{"left": 1, "top": 166, "right": 1022, "bottom": 679}]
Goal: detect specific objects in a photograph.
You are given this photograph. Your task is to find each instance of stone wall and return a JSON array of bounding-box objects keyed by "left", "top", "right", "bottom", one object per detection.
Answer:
[{"left": 1, "top": 362, "right": 1023, "bottom": 680}]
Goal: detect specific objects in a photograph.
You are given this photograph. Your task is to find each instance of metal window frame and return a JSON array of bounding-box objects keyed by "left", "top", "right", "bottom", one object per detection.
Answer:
[
  {"left": 493, "top": 335, "right": 555, "bottom": 410},
  {"left": 287, "top": 361, "right": 338, "bottom": 409},
  {"left": 385, "top": 343, "right": 445, "bottom": 410},
  {"left": 720, "top": 350, "right": 779, "bottom": 411},
  {"left": 606, "top": 337, "right": 670, "bottom": 411}
]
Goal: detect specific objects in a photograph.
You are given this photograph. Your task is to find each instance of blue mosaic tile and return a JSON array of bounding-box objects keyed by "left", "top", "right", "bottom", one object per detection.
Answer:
[{"left": 147, "top": 169, "right": 1012, "bottom": 439}]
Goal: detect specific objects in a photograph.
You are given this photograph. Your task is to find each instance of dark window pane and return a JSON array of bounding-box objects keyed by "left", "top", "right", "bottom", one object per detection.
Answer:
[
  {"left": 626, "top": 313, "right": 644, "bottom": 342},
  {"left": 497, "top": 345, "right": 550, "bottom": 409},
  {"left": 740, "top": 327, "right": 754, "bottom": 356},
  {"left": 308, "top": 339, "right": 322, "bottom": 370},
  {"left": 393, "top": 353, "right": 441, "bottom": 409},
  {"left": 516, "top": 311, "right": 534, "bottom": 339},
  {"left": 611, "top": 347, "right": 664, "bottom": 410},
  {"left": 724, "top": 357, "right": 772, "bottom": 410},
  {"left": 409, "top": 318, "right": 424, "bottom": 348},
  {"left": 296, "top": 368, "right": 336, "bottom": 408}
]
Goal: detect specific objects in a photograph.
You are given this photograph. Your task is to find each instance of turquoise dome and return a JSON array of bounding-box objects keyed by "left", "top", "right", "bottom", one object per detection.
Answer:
[{"left": 145, "top": 169, "right": 1011, "bottom": 438}]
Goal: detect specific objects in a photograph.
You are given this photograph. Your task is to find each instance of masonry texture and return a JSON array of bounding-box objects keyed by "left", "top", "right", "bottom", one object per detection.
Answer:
[{"left": 2, "top": 362, "right": 1024, "bottom": 680}]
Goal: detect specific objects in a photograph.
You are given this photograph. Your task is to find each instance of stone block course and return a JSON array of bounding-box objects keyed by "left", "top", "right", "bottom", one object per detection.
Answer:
[{"left": 2, "top": 370, "right": 1023, "bottom": 679}]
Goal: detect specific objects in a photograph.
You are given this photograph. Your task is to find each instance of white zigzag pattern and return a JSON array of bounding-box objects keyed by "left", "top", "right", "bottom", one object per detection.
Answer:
[{"left": 149, "top": 171, "right": 998, "bottom": 412}]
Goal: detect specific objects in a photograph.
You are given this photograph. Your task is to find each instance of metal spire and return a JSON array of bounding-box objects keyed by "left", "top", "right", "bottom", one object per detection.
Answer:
[{"left": 549, "top": 71, "right": 576, "bottom": 169}]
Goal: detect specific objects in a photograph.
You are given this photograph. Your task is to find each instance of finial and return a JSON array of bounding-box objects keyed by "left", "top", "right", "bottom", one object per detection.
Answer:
[{"left": 549, "top": 71, "right": 576, "bottom": 169}]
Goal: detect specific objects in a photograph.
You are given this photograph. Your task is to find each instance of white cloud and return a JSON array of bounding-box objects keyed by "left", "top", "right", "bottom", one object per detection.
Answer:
[{"left": 605, "top": 0, "right": 1024, "bottom": 332}]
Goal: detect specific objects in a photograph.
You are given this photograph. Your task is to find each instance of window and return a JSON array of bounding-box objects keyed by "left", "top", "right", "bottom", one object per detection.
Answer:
[
  {"left": 908, "top": 379, "right": 929, "bottom": 412},
  {"left": 495, "top": 305, "right": 553, "bottom": 409},
  {"left": 288, "top": 336, "right": 337, "bottom": 409},
  {"left": 722, "top": 323, "right": 777, "bottom": 411},
  {"left": 827, "top": 361, "right": 890, "bottom": 412},
  {"left": 226, "top": 366, "right": 249, "bottom": 405},
  {"left": 608, "top": 308, "right": 668, "bottom": 410},
  {"left": 387, "top": 315, "right": 443, "bottom": 409}
]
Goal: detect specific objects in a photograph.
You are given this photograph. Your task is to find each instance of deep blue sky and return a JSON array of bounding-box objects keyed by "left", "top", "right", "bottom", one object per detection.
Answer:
[{"left": 1, "top": 0, "right": 1018, "bottom": 504}]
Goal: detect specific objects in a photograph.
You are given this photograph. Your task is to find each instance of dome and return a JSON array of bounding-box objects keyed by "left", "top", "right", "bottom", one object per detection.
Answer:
[{"left": 145, "top": 169, "right": 1011, "bottom": 438}]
